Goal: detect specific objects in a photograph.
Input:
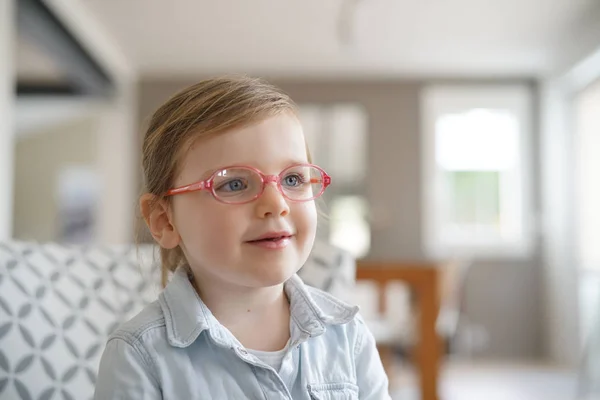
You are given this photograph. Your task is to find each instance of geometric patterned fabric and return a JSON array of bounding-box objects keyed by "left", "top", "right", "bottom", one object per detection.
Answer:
[
  {"left": 0, "top": 241, "right": 160, "bottom": 400},
  {"left": 0, "top": 240, "right": 354, "bottom": 400}
]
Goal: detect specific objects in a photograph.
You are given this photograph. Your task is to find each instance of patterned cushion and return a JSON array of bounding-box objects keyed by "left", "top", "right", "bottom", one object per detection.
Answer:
[
  {"left": 0, "top": 240, "right": 355, "bottom": 400},
  {"left": 0, "top": 241, "right": 160, "bottom": 400},
  {"left": 298, "top": 240, "right": 356, "bottom": 300}
]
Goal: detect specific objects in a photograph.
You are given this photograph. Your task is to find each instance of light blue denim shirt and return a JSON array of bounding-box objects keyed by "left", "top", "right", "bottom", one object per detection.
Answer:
[{"left": 94, "top": 267, "right": 391, "bottom": 399}]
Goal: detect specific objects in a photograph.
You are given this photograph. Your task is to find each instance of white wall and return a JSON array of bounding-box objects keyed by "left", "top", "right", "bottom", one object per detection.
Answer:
[
  {"left": 13, "top": 93, "right": 138, "bottom": 244},
  {"left": 575, "top": 80, "right": 600, "bottom": 348},
  {"left": 46, "top": 0, "right": 138, "bottom": 244},
  {"left": 575, "top": 80, "right": 600, "bottom": 273},
  {"left": 96, "top": 83, "right": 138, "bottom": 244},
  {"left": 0, "top": 0, "right": 15, "bottom": 240},
  {"left": 540, "top": 81, "right": 580, "bottom": 367},
  {"left": 13, "top": 117, "right": 98, "bottom": 242},
  {"left": 540, "top": 44, "right": 600, "bottom": 367}
]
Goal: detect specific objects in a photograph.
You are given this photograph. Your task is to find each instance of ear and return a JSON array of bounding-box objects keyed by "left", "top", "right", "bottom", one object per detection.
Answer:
[{"left": 140, "top": 193, "right": 181, "bottom": 249}]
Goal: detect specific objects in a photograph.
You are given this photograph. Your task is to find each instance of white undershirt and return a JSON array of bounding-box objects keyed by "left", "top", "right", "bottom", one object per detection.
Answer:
[{"left": 246, "top": 340, "right": 291, "bottom": 372}]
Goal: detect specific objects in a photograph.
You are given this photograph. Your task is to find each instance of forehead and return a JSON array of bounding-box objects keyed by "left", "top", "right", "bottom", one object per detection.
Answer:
[{"left": 177, "top": 113, "right": 308, "bottom": 182}]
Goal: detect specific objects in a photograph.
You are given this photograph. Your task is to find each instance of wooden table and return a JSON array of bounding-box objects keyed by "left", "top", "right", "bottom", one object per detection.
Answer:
[{"left": 356, "top": 261, "right": 442, "bottom": 400}]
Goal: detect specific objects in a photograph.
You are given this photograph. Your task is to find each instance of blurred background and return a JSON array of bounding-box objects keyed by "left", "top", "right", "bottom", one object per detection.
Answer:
[{"left": 2, "top": 0, "right": 600, "bottom": 399}]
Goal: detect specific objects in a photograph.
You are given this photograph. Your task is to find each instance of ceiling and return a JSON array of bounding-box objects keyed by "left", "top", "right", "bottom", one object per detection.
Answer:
[
  {"left": 75, "top": 0, "right": 600, "bottom": 78},
  {"left": 13, "top": 0, "right": 600, "bottom": 81}
]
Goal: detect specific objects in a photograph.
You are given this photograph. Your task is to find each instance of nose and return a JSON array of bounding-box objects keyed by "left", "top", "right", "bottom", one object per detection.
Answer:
[{"left": 254, "top": 182, "right": 290, "bottom": 218}]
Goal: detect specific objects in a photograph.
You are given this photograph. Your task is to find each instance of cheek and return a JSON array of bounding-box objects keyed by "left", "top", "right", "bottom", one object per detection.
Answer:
[
  {"left": 293, "top": 201, "right": 318, "bottom": 238},
  {"left": 172, "top": 197, "right": 245, "bottom": 256}
]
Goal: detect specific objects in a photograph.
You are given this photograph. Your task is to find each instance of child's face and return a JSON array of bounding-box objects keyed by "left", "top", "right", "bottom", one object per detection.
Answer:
[{"left": 171, "top": 113, "right": 318, "bottom": 288}]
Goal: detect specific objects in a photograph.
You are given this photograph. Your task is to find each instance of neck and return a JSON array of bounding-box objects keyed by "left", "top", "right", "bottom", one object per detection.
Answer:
[
  {"left": 196, "top": 278, "right": 287, "bottom": 320},
  {"left": 192, "top": 272, "right": 291, "bottom": 351}
]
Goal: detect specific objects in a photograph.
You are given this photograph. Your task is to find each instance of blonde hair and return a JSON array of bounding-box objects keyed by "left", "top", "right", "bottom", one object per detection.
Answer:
[{"left": 141, "top": 76, "right": 299, "bottom": 287}]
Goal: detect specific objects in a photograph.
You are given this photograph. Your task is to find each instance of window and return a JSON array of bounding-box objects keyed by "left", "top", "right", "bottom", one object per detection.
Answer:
[
  {"left": 421, "top": 86, "right": 533, "bottom": 257},
  {"left": 329, "top": 195, "right": 370, "bottom": 258},
  {"left": 297, "top": 104, "right": 370, "bottom": 259}
]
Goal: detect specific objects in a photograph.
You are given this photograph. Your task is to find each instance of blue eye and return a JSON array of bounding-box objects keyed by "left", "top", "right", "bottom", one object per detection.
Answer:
[
  {"left": 283, "top": 174, "right": 303, "bottom": 187},
  {"left": 217, "top": 179, "right": 248, "bottom": 192}
]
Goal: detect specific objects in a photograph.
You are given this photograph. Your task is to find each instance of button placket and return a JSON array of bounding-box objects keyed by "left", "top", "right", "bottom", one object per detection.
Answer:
[{"left": 232, "top": 347, "right": 293, "bottom": 399}]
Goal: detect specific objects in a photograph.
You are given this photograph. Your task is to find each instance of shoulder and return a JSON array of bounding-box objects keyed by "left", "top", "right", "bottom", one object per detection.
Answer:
[
  {"left": 301, "top": 281, "right": 360, "bottom": 325},
  {"left": 304, "top": 284, "right": 345, "bottom": 307},
  {"left": 107, "top": 300, "right": 166, "bottom": 348},
  {"left": 303, "top": 283, "right": 369, "bottom": 343}
]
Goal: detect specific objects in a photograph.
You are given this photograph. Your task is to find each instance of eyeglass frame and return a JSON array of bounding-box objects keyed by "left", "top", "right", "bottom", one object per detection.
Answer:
[{"left": 165, "top": 163, "right": 331, "bottom": 204}]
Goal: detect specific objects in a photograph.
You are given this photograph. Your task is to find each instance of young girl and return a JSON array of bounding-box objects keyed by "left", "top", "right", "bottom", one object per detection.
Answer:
[{"left": 94, "top": 76, "right": 391, "bottom": 399}]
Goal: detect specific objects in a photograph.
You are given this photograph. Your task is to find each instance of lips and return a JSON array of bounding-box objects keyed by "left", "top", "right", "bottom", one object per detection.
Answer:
[
  {"left": 246, "top": 231, "right": 293, "bottom": 250},
  {"left": 247, "top": 231, "right": 293, "bottom": 243}
]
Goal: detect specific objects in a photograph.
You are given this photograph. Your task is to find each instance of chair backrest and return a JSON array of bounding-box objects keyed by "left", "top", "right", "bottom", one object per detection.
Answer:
[
  {"left": 437, "top": 258, "right": 472, "bottom": 337},
  {"left": 298, "top": 240, "right": 356, "bottom": 300},
  {"left": 0, "top": 239, "right": 353, "bottom": 400},
  {"left": 0, "top": 241, "right": 159, "bottom": 400}
]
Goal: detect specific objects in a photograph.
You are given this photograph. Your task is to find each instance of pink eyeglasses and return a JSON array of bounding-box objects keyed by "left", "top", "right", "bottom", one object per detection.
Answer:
[{"left": 166, "top": 164, "right": 331, "bottom": 205}]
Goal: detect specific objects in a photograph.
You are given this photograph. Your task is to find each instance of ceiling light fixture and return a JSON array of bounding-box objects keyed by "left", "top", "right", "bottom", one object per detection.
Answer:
[{"left": 337, "top": 0, "right": 363, "bottom": 46}]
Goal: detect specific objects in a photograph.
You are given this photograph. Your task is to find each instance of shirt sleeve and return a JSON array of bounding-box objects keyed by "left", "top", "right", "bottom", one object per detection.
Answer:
[
  {"left": 354, "top": 315, "right": 393, "bottom": 400},
  {"left": 94, "top": 337, "right": 162, "bottom": 400}
]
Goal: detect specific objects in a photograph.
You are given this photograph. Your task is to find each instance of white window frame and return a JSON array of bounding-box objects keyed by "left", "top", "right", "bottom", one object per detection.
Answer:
[{"left": 421, "top": 85, "right": 535, "bottom": 258}]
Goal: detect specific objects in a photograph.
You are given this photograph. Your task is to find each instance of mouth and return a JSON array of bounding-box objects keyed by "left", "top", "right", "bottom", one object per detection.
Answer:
[{"left": 246, "top": 231, "right": 294, "bottom": 249}]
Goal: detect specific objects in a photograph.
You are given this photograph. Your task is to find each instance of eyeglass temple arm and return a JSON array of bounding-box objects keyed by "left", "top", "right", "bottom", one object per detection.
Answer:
[
  {"left": 312, "top": 175, "right": 331, "bottom": 186},
  {"left": 166, "top": 181, "right": 208, "bottom": 196}
]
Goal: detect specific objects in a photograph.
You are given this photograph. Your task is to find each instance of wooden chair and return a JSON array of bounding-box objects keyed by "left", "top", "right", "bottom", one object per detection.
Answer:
[{"left": 356, "top": 259, "right": 472, "bottom": 400}]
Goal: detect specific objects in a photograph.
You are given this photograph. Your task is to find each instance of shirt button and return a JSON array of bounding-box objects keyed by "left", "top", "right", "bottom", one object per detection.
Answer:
[{"left": 238, "top": 347, "right": 248, "bottom": 355}]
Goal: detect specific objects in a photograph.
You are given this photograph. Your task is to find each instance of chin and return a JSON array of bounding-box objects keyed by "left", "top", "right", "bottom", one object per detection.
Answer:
[
  {"left": 241, "top": 246, "right": 305, "bottom": 285},
  {"left": 248, "top": 261, "right": 298, "bottom": 288}
]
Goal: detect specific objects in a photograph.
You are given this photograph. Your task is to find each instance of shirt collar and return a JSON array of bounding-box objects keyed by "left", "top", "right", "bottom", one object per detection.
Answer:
[{"left": 159, "top": 267, "right": 358, "bottom": 348}]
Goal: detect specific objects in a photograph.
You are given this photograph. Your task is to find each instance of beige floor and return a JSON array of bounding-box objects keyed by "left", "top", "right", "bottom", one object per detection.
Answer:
[{"left": 390, "top": 360, "right": 582, "bottom": 400}]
